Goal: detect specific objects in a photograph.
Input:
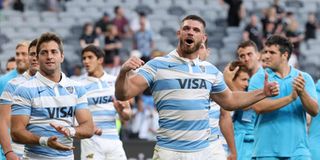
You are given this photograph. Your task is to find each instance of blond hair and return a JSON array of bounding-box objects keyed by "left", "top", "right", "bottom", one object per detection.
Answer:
[{"left": 15, "top": 41, "right": 29, "bottom": 49}]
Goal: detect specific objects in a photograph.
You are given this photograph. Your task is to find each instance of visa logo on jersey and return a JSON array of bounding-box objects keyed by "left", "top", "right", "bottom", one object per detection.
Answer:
[
  {"left": 177, "top": 79, "right": 207, "bottom": 89},
  {"left": 88, "top": 96, "right": 113, "bottom": 105},
  {"left": 46, "top": 106, "right": 74, "bottom": 118}
]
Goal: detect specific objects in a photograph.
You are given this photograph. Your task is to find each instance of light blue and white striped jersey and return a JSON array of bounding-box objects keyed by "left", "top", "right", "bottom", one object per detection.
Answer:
[
  {"left": 209, "top": 101, "right": 229, "bottom": 153},
  {"left": 80, "top": 72, "right": 119, "bottom": 140},
  {"left": 0, "top": 71, "right": 31, "bottom": 104},
  {"left": 137, "top": 50, "right": 227, "bottom": 152},
  {"left": 11, "top": 72, "right": 88, "bottom": 159},
  {"left": 208, "top": 101, "right": 222, "bottom": 141},
  {"left": 0, "top": 71, "right": 31, "bottom": 157}
]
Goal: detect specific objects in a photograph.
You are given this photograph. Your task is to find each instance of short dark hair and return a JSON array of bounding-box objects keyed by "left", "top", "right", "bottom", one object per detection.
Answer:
[
  {"left": 7, "top": 57, "right": 15, "bottom": 63},
  {"left": 237, "top": 40, "right": 258, "bottom": 52},
  {"left": 265, "top": 35, "right": 293, "bottom": 60},
  {"left": 229, "top": 61, "right": 250, "bottom": 80},
  {"left": 28, "top": 38, "right": 38, "bottom": 53},
  {"left": 36, "top": 32, "right": 63, "bottom": 55},
  {"left": 114, "top": 6, "right": 120, "bottom": 14},
  {"left": 182, "top": 15, "right": 206, "bottom": 28},
  {"left": 81, "top": 45, "right": 105, "bottom": 59}
]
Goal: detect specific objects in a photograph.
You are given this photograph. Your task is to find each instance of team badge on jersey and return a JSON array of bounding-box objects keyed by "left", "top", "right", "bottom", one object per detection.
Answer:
[{"left": 66, "top": 86, "right": 74, "bottom": 94}]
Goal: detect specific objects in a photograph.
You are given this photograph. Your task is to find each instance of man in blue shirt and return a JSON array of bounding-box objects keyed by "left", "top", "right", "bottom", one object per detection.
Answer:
[
  {"left": 0, "top": 41, "right": 29, "bottom": 160},
  {"left": 224, "top": 40, "right": 263, "bottom": 160},
  {"left": 309, "top": 80, "right": 320, "bottom": 160},
  {"left": 250, "top": 35, "right": 318, "bottom": 160}
]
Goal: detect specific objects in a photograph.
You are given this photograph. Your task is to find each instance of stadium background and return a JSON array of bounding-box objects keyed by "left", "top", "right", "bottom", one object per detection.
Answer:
[{"left": 0, "top": 0, "right": 320, "bottom": 159}]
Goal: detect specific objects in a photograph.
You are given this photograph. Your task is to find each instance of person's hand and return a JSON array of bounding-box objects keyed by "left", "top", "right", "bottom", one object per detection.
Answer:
[
  {"left": 293, "top": 73, "right": 305, "bottom": 96},
  {"left": 227, "top": 153, "right": 237, "bottom": 160},
  {"left": 113, "top": 100, "right": 128, "bottom": 113},
  {"left": 263, "top": 73, "right": 279, "bottom": 97},
  {"left": 120, "top": 56, "right": 145, "bottom": 73},
  {"left": 93, "top": 125, "right": 102, "bottom": 136},
  {"left": 50, "top": 123, "right": 72, "bottom": 137},
  {"left": 223, "top": 63, "right": 239, "bottom": 84},
  {"left": 5, "top": 151, "right": 19, "bottom": 160},
  {"left": 47, "top": 136, "right": 74, "bottom": 151}
]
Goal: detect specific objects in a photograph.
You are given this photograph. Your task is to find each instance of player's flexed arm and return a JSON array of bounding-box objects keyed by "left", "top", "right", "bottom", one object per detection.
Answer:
[
  {"left": 211, "top": 73, "right": 279, "bottom": 111},
  {"left": 115, "top": 56, "right": 148, "bottom": 101}
]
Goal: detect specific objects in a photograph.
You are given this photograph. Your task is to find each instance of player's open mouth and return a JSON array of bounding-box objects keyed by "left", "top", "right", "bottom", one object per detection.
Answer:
[{"left": 185, "top": 38, "right": 194, "bottom": 45}]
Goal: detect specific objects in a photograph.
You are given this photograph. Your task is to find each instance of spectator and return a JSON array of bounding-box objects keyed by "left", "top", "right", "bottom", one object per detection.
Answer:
[
  {"left": 285, "top": 20, "right": 304, "bottom": 58},
  {"left": 305, "top": 12, "right": 318, "bottom": 41},
  {"left": 12, "top": 0, "right": 24, "bottom": 12},
  {"left": 104, "top": 25, "right": 122, "bottom": 76},
  {"left": 130, "top": 12, "right": 151, "bottom": 33},
  {"left": 133, "top": 17, "right": 154, "bottom": 59},
  {"left": 113, "top": 6, "right": 131, "bottom": 38},
  {"left": 5, "top": 57, "right": 16, "bottom": 73},
  {"left": 243, "top": 15, "right": 263, "bottom": 51},
  {"left": 272, "top": 0, "right": 285, "bottom": 15},
  {"left": 261, "top": 7, "right": 283, "bottom": 39},
  {"left": 95, "top": 12, "right": 112, "bottom": 36},
  {"left": 221, "top": 0, "right": 245, "bottom": 27},
  {"left": 80, "top": 22, "right": 99, "bottom": 49}
]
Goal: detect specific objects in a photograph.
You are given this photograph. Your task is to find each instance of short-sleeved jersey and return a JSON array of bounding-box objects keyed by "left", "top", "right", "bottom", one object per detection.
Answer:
[
  {"left": 208, "top": 101, "right": 222, "bottom": 141},
  {"left": 250, "top": 66, "right": 317, "bottom": 157},
  {"left": 233, "top": 67, "right": 264, "bottom": 135},
  {"left": 309, "top": 80, "right": 320, "bottom": 160},
  {"left": 137, "top": 50, "right": 227, "bottom": 152},
  {"left": 0, "top": 69, "right": 19, "bottom": 94},
  {"left": 0, "top": 71, "right": 31, "bottom": 104},
  {"left": 80, "top": 72, "right": 119, "bottom": 140},
  {"left": 0, "top": 71, "right": 31, "bottom": 156},
  {"left": 11, "top": 72, "right": 88, "bottom": 159}
]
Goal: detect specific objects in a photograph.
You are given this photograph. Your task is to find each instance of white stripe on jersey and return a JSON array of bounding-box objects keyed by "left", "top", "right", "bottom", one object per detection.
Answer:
[
  {"left": 153, "top": 89, "right": 209, "bottom": 103},
  {"left": 158, "top": 110, "right": 208, "bottom": 121},
  {"left": 157, "top": 128, "right": 210, "bottom": 141}
]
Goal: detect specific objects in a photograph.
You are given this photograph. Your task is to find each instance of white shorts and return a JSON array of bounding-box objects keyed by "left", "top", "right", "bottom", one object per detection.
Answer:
[
  {"left": 81, "top": 136, "right": 127, "bottom": 160},
  {"left": 152, "top": 145, "right": 215, "bottom": 160},
  {"left": 208, "top": 139, "right": 227, "bottom": 160}
]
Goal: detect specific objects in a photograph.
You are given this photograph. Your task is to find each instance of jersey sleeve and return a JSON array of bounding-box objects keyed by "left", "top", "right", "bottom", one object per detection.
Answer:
[
  {"left": 137, "top": 59, "right": 158, "bottom": 87},
  {"left": 12, "top": 85, "right": 32, "bottom": 116},
  {"left": 0, "top": 82, "right": 15, "bottom": 104},
  {"left": 302, "top": 72, "right": 317, "bottom": 100},
  {"left": 211, "top": 71, "right": 227, "bottom": 93},
  {"left": 75, "top": 85, "right": 88, "bottom": 110}
]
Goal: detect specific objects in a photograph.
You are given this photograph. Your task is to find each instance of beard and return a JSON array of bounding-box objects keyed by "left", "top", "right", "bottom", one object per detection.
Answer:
[{"left": 180, "top": 39, "right": 202, "bottom": 55}]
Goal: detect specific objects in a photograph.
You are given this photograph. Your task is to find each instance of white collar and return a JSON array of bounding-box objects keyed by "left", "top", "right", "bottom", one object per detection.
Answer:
[
  {"left": 169, "top": 49, "right": 200, "bottom": 66},
  {"left": 35, "top": 72, "right": 68, "bottom": 89},
  {"left": 86, "top": 72, "right": 108, "bottom": 82}
]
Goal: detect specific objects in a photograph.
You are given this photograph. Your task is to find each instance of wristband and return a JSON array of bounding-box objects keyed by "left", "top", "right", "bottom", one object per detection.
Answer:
[
  {"left": 67, "top": 127, "right": 76, "bottom": 137},
  {"left": 4, "top": 150, "right": 13, "bottom": 157},
  {"left": 39, "top": 137, "right": 49, "bottom": 146}
]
